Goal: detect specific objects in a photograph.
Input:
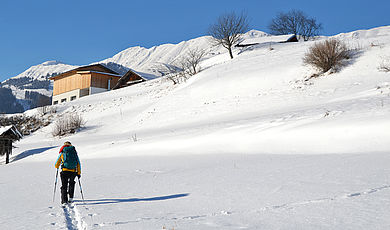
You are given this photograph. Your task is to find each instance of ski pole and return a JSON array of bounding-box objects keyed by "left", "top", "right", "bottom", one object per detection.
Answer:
[
  {"left": 53, "top": 168, "right": 59, "bottom": 202},
  {"left": 77, "top": 176, "right": 85, "bottom": 202}
]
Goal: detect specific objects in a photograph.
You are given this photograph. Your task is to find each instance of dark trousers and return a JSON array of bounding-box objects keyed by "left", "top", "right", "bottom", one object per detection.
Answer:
[{"left": 60, "top": 171, "right": 77, "bottom": 203}]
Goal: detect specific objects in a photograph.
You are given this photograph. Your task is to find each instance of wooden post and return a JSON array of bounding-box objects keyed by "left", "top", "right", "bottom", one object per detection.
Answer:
[
  {"left": 1, "top": 139, "right": 12, "bottom": 164},
  {"left": 5, "top": 139, "right": 11, "bottom": 164},
  {"left": 5, "top": 150, "right": 9, "bottom": 164}
]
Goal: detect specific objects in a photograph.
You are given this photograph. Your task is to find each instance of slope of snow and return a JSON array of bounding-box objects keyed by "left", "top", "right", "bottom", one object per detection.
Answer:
[{"left": 1, "top": 26, "right": 390, "bottom": 229}]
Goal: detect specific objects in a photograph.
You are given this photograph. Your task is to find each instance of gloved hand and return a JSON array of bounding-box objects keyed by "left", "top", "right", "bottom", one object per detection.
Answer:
[{"left": 77, "top": 174, "right": 81, "bottom": 179}]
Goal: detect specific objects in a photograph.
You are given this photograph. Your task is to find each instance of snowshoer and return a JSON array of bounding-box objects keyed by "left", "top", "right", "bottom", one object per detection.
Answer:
[{"left": 54, "top": 141, "right": 81, "bottom": 204}]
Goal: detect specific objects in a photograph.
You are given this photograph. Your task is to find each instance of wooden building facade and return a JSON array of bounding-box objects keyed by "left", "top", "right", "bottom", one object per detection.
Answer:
[
  {"left": 49, "top": 64, "right": 121, "bottom": 105},
  {"left": 0, "top": 125, "right": 23, "bottom": 164}
]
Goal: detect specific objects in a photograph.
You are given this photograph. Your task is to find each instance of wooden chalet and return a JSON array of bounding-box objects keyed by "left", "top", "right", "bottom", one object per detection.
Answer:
[
  {"left": 112, "top": 69, "right": 147, "bottom": 90},
  {"left": 0, "top": 125, "right": 22, "bottom": 164},
  {"left": 49, "top": 64, "right": 121, "bottom": 105}
]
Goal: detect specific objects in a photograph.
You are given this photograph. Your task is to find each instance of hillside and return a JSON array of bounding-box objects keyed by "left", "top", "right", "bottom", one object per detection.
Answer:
[
  {"left": 0, "top": 30, "right": 270, "bottom": 113},
  {"left": 1, "top": 26, "right": 390, "bottom": 229}
]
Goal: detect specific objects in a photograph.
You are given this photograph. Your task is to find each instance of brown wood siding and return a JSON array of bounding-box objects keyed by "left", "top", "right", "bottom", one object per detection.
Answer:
[
  {"left": 129, "top": 72, "right": 141, "bottom": 81},
  {"left": 110, "top": 77, "right": 119, "bottom": 89},
  {"left": 52, "top": 72, "right": 92, "bottom": 96},
  {"left": 90, "top": 72, "right": 120, "bottom": 89},
  {"left": 52, "top": 71, "right": 120, "bottom": 96}
]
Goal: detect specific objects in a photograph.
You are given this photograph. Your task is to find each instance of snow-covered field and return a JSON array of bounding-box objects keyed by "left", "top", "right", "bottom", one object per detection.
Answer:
[{"left": 1, "top": 26, "right": 390, "bottom": 229}]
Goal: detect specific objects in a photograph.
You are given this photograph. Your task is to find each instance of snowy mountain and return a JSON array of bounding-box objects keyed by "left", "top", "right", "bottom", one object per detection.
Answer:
[
  {"left": 1, "top": 26, "right": 390, "bottom": 229},
  {"left": 1, "top": 60, "right": 76, "bottom": 94},
  {"left": 0, "top": 61, "right": 77, "bottom": 111},
  {"left": 99, "top": 30, "right": 271, "bottom": 76},
  {"left": 0, "top": 30, "right": 268, "bottom": 113}
]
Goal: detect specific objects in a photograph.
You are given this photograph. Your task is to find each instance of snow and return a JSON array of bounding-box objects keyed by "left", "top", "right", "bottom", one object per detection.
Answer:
[
  {"left": 0, "top": 125, "right": 13, "bottom": 136},
  {"left": 1, "top": 26, "right": 390, "bottom": 229},
  {"left": 7, "top": 60, "right": 76, "bottom": 81},
  {"left": 1, "top": 60, "right": 77, "bottom": 100},
  {"left": 99, "top": 36, "right": 216, "bottom": 77}
]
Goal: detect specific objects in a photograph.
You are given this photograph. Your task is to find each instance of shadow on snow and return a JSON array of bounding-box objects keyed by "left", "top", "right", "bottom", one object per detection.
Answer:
[
  {"left": 76, "top": 193, "right": 190, "bottom": 205},
  {"left": 11, "top": 146, "right": 58, "bottom": 162}
]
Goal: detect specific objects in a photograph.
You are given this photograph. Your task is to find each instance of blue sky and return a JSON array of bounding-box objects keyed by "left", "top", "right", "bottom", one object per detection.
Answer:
[{"left": 0, "top": 0, "right": 389, "bottom": 82}]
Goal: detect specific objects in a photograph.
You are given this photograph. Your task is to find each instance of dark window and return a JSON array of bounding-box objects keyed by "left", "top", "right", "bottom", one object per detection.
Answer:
[
  {"left": 70, "top": 96, "right": 77, "bottom": 101},
  {"left": 61, "top": 98, "right": 67, "bottom": 103},
  {"left": 53, "top": 101, "right": 58, "bottom": 105}
]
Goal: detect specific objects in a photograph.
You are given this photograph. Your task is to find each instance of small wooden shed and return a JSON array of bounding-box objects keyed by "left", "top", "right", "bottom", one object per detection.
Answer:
[
  {"left": 0, "top": 125, "right": 23, "bottom": 164},
  {"left": 112, "top": 69, "right": 147, "bottom": 90},
  {"left": 286, "top": 34, "right": 298, "bottom": 42}
]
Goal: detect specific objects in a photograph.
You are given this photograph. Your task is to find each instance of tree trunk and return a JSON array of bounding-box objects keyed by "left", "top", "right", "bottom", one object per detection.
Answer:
[{"left": 228, "top": 47, "right": 234, "bottom": 59}]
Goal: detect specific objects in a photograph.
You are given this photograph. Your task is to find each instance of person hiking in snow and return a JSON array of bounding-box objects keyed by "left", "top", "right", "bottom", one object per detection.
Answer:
[{"left": 54, "top": 141, "right": 81, "bottom": 204}]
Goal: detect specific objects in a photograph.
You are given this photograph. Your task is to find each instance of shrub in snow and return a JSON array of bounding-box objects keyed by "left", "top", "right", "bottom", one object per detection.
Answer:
[
  {"left": 303, "top": 39, "right": 352, "bottom": 74},
  {"left": 0, "top": 114, "right": 50, "bottom": 136},
  {"left": 52, "top": 114, "right": 85, "bottom": 137},
  {"left": 378, "top": 57, "right": 390, "bottom": 72},
  {"left": 37, "top": 105, "right": 57, "bottom": 116},
  {"left": 131, "top": 133, "right": 138, "bottom": 142}
]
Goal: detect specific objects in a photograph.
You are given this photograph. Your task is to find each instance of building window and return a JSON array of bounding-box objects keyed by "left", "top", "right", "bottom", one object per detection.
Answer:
[
  {"left": 70, "top": 96, "right": 77, "bottom": 101},
  {"left": 61, "top": 98, "right": 67, "bottom": 103},
  {"left": 53, "top": 101, "right": 58, "bottom": 105}
]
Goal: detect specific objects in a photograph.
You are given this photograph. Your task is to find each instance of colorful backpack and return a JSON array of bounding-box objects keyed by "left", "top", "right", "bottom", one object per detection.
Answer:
[{"left": 62, "top": 146, "right": 78, "bottom": 169}]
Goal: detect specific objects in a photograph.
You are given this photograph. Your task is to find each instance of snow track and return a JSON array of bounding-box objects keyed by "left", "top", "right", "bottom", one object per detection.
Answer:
[
  {"left": 259, "top": 185, "right": 390, "bottom": 211},
  {"left": 61, "top": 204, "right": 88, "bottom": 230}
]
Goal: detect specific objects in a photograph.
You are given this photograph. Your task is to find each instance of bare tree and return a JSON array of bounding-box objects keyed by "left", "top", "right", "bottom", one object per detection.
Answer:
[
  {"left": 181, "top": 47, "right": 207, "bottom": 76},
  {"left": 157, "top": 63, "right": 185, "bottom": 85},
  {"left": 208, "top": 12, "right": 249, "bottom": 59},
  {"left": 269, "top": 9, "right": 322, "bottom": 41},
  {"left": 156, "top": 47, "right": 207, "bottom": 84},
  {"left": 300, "top": 17, "right": 322, "bottom": 41},
  {"left": 303, "top": 39, "right": 352, "bottom": 74}
]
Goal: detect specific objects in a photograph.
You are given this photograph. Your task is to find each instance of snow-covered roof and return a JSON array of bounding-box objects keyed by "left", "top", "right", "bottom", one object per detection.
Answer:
[
  {"left": 0, "top": 125, "right": 23, "bottom": 139},
  {"left": 131, "top": 69, "right": 158, "bottom": 81},
  {"left": 76, "top": 70, "right": 122, "bottom": 77},
  {"left": 49, "top": 64, "right": 119, "bottom": 80},
  {"left": 0, "top": 125, "right": 13, "bottom": 136}
]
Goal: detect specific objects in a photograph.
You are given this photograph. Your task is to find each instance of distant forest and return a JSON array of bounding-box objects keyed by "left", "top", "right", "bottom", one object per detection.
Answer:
[
  {"left": 0, "top": 72, "right": 55, "bottom": 114},
  {"left": 25, "top": 91, "right": 51, "bottom": 108},
  {"left": 0, "top": 87, "right": 24, "bottom": 114},
  {"left": 0, "top": 75, "right": 53, "bottom": 90}
]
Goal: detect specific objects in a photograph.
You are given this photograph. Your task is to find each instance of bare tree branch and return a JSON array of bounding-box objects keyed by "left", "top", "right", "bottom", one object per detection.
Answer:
[
  {"left": 208, "top": 12, "right": 249, "bottom": 59},
  {"left": 269, "top": 10, "right": 322, "bottom": 41},
  {"left": 378, "top": 57, "right": 390, "bottom": 72},
  {"left": 182, "top": 47, "right": 207, "bottom": 76},
  {"left": 156, "top": 63, "right": 184, "bottom": 85},
  {"left": 155, "top": 47, "right": 207, "bottom": 84}
]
